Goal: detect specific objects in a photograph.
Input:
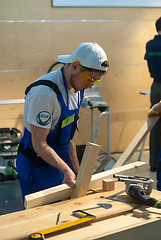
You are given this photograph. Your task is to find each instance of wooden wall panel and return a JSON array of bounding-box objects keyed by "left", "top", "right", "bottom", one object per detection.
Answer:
[
  {"left": 0, "top": 1, "right": 160, "bottom": 152},
  {"left": 0, "top": 23, "right": 54, "bottom": 70},
  {"left": 0, "top": 2, "right": 160, "bottom": 21},
  {"left": 0, "top": 71, "right": 45, "bottom": 99}
]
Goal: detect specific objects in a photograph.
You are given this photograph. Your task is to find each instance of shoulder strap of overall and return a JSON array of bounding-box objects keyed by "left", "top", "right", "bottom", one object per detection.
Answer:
[{"left": 25, "top": 80, "right": 61, "bottom": 96}]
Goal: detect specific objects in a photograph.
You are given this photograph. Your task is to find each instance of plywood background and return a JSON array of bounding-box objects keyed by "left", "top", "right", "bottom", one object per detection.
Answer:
[{"left": 0, "top": 0, "right": 160, "bottom": 152}]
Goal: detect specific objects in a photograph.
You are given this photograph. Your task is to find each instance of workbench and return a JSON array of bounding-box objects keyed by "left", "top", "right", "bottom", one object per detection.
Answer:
[{"left": 1, "top": 181, "right": 161, "bottom": 240}]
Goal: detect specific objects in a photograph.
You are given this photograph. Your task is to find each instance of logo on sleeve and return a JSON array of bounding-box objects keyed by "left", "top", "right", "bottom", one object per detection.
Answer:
[{"left": 36, "top": 111, "right": 51, "bottom": 126}]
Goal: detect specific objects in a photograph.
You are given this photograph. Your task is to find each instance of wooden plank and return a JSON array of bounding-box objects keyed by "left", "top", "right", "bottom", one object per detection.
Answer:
[
  {"left": 89, "top": 161, "right": 147, "bottom": 189},
  {"left": 1, "top": 186, "right": 161, "bottom": 240},
  {"left": 25, "top": 142, "right": 100, "bottom": 208},
  {"left": 46, "top": 212, "right": 161, "bottom": 240},
  {"left": 114, "top": 117, "right": 159, "bottom": 168},
  {"left": 25, "top": 161, "right": 147, "bottom": 209},
  {"left": 71, "top": 142, "right": 101, "bottom": 198}
]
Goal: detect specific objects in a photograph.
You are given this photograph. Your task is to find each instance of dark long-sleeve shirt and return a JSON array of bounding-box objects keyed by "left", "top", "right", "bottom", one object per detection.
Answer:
[{"left": 144, "top": 35, "right": 161, "bottom": 80}]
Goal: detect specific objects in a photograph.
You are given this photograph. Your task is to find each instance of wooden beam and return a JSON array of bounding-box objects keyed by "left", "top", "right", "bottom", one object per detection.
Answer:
[
  {"left": 89, "top": 161, "right": 147, "bottom": 189},
  {"left": 114, "top": 117, "right": 159, "bottom": 168},
  {"left": 71, "top": 142, "right": 101, "bottom": 198},
  {"left": 25, "top": 161, "right": 147, "bottom": 209},
  {"left": 25, "top": 142, "right": 100, "bottom": 208}
]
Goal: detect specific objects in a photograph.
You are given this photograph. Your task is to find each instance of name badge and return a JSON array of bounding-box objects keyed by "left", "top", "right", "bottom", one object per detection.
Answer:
[{"left": 61, "top": 115, "right": 75, "bottom": 128}]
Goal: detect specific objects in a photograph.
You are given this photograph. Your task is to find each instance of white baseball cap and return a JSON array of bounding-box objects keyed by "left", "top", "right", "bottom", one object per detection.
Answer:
[{"left": 57, "top": 42, "right": 108, "bottom": 71}]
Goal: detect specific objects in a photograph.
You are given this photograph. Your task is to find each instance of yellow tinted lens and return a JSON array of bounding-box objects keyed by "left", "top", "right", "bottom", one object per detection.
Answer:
[
  {"left": 80, "top": 71, "right": 92, "bottom": 84},
  {"left": 80, "top": 66, "right": 101, "bottom": 84}
]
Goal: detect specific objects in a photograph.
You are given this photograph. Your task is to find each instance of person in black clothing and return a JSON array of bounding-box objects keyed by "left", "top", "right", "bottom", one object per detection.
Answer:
[
  {"left": 144, "top": 17, "right": 161, "bottom": 172},
  {"left": 148, "top": 100, "right": 161, "bottom": 190}
]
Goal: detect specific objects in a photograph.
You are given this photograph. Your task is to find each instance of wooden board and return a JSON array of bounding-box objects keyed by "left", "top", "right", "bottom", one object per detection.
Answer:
[
  {"left": 114, "top": 117, "right": 159, "bottom": 168},
  {"left": 25, "top": 161, "right": 147, "bottom": 209},
  {"left": 89, "top": 161, "right": 147, "bottom": 189},
  {"left": 71, "top": 142, "right": 101, "bottom": 198},
  {"left": 45, "top": 211, "right": 161, "bottom": 240},
  {"left": 1, "top": 185, "right": 161, "bottom": 240}
]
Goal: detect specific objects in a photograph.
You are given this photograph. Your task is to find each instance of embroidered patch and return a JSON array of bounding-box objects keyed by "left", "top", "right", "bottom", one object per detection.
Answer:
[{"left": 36, "top": 111, "right": 51, "bottom": 126}]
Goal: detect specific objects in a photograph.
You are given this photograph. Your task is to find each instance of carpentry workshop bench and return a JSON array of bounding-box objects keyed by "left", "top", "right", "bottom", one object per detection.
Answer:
[
  {"left": 0, "top": 115, "right": 160, "bottom": 240},
  {"left": 1, "top": 159, "right": 161, "bottom": 240}
]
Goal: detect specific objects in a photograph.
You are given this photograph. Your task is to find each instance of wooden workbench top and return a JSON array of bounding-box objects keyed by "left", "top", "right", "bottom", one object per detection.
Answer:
[{"left": 0, "top": 183, "right": 161, "bottom": 240}]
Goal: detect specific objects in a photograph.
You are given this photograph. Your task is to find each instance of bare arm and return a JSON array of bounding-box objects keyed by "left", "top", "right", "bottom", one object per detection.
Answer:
[
  {"left": 67, "top": 139, "right": 79, "bottom": 176},
  {"left": 30, "top": 124, "right": 76, "bottom": 187}
]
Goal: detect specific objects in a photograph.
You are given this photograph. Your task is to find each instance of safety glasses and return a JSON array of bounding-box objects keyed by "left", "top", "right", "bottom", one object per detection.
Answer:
[{"left": 72, "top": 59, "right": 102, "bottom": 84}]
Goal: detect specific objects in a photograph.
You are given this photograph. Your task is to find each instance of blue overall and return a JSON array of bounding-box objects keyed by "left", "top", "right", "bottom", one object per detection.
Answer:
[{"left": 16, "top": 68, "right": 84, "bottom": 201}]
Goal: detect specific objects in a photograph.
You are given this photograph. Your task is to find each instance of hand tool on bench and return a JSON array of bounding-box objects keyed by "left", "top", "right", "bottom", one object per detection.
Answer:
[
  {"left": 28, "top": 210, "right": 96, "bottom": 240},
  {"left": 82, "top": 203, "right": 112, "bottom": 211},
  {"left": 106, "top": 189, "right": 126, "bottom": 199},
  {"left": 113, "top": 174, "right": 161, "bottom": 208},
  {"left": 105, "top": 189, "right": 136, "bottom": 204}
]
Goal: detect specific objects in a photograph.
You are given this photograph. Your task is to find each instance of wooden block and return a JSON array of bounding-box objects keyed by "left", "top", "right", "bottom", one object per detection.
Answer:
[
  {"left": 71, "top": 142, "right": 101, "bottom": 198},
  {"left": 114, "top": 117, "right": 159, "bottom": 168},
  {"left": 102, "top": 179, "right": 115, "bottom": 191},
  {"left": 133, "top": 208, "right": 149, "bottom": 218}
]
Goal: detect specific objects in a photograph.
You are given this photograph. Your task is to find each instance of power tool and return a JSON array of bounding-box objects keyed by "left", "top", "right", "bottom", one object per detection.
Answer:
[{"left": 113, "top": 174, "right": 161, "bottom": 208}]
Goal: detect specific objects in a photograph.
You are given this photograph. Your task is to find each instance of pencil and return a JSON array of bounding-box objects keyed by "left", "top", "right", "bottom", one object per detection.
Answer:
[{"left": 56, "top": 212, "right": 61, "bottom": 225}]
